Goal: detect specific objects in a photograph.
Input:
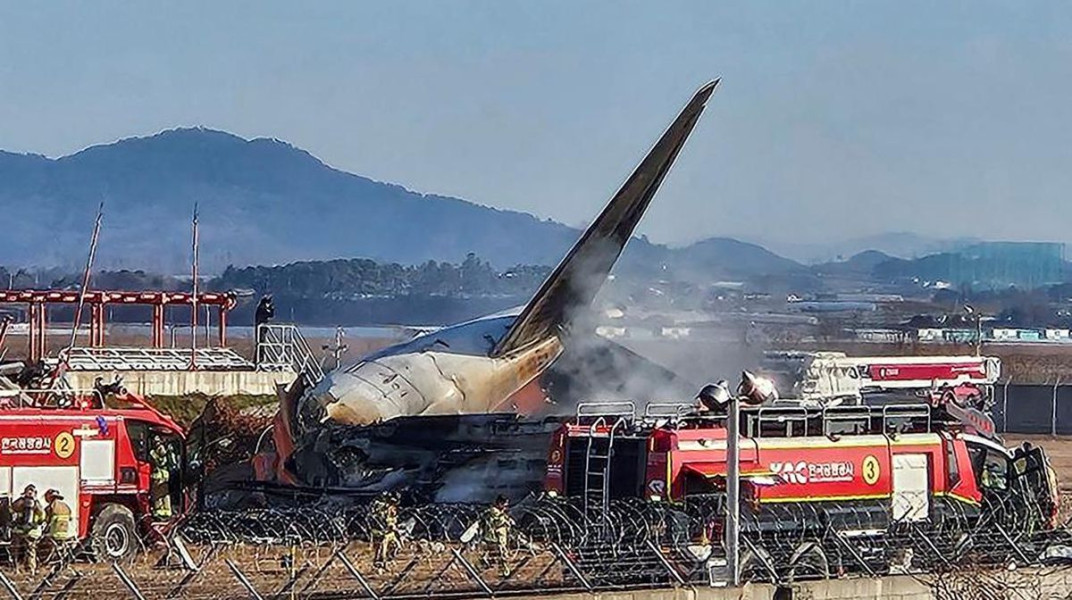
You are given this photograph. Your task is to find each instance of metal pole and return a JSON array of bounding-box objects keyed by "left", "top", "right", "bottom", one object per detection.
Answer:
[
  {"left": 111, "top": 563, "right": 148, "bottom": 600},
  {"left": 0, "top": 568, "right": 24, "bottom": 600},
  {"left": 725, "top": 395, "right": 740, "bottom": 586},
  {"left": 1053, "top": 377, "right": 1062, "bottom": 437},
  {"left": 225, "top": 559, "right": 265, "bottom": 600},
  {"left": 975, "top": 315, "right": 982, "bottom": 357},
  {"left": 63, "top": 203, "right": 103, "bottom": 368},
  {"left": 1003, "top": 379, "right": 1009, "bottom": 434},
  {"left": 190, "top": 204, "right": 199, "bottom": 369}
]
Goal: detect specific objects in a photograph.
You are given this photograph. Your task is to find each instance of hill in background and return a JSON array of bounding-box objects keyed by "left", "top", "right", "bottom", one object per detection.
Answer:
[{"left": 0, "top": 128, "right": 808, "bottom": 283}]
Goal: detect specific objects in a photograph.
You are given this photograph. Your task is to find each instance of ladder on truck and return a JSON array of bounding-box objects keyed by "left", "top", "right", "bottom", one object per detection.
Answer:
[{"left": 577, "top": 402, "right": 635, "bottom": 525}]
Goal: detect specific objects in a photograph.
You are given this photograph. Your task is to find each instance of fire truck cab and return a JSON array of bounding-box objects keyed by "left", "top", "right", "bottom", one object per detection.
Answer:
[{"left": 0, "top": 387, "right": 184, "bottom": 560}]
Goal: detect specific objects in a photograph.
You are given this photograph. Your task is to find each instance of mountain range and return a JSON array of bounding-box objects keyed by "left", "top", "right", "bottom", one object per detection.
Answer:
[
  {"left": 6, "top": 127, "right": 1049, "bottom": 294},
  {"left": 0, "top": 128, "right": 801, "bottom": 279}
]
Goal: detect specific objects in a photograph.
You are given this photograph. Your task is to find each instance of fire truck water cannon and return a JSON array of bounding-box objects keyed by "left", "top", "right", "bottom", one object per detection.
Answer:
[{"left": 697, "top": 372, "right": 777, "bottom": 414}]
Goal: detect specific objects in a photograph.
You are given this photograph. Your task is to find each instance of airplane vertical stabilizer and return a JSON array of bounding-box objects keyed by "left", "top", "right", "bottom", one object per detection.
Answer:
[{"left": 491, "top": 80, "right": 720, "bottom": 357}]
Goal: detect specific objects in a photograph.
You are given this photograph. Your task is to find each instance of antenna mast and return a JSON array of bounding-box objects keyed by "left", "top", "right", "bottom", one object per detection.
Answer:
[{"left": 63, "top": 203, "right": 104, "bottom": 364}]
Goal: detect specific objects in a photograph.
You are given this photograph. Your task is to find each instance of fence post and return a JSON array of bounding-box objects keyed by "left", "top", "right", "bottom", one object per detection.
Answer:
[
  {"left": 551, "top": 543, "right": 592, "bottom": 591},
  {"left": 111, "top": 563, "right": 148, "bottom": 600},
  {"left": 0, "top": 570, "right": 24, "bottom": 600},
  {"left": 225, "top": 559, "right": 265, "bottom": 600},
  {"left": 1053, "top": 378, "right": 1061, "bottom": 437},
  {"left": 337, "top": 552, "right": 381, "bottom": 600},
  {"left": 645, "top": 539, "right": 686, "bottom": 586},
  {"left": 1003, "top": 379, "right": 1009, "bottom": 433},
  {"left": 449, "top": 547, "right": 494, "bottom": 598}
]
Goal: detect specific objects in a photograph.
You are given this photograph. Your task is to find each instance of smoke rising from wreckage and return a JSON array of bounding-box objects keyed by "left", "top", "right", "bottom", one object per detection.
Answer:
[{"left": 254, "top": 81, "right": 720, "bottom": 497}]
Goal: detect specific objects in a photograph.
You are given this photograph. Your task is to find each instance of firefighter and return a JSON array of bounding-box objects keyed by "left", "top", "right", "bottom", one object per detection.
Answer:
[
  {"left": 254, "top": 294, "right": 275, "bottom": 367},
  {"left": 370, "top": 491, "right": 401, "bottom": 567},
  {"left": 11, "top": 485, "right": 44, "bottom": 575},
  {"left": 481, "top": 495, "right": 514, "bottom": 577},
  {"left": 150, "top": 437, "right": 173, "bottom": 518},
  {"left": 41, "top": 490, "right": 72, "bottom": 564}
]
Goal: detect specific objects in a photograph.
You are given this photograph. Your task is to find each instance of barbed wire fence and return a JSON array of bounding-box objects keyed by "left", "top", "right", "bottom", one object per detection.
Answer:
[{"left": 0, "top": 495, "right": 1068, "bottom": 600}]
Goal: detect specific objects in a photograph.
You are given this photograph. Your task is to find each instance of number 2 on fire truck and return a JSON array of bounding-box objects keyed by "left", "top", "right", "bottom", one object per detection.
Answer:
[
  {"left": 54, "top": 433, "right": 75, "bottom": 460},
  {"left": 862, "top": 455, "right": 880, "bottom": 485}
]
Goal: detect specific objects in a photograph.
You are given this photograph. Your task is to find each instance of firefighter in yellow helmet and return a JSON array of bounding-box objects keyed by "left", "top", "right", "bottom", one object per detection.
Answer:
[
  {"left": 42, "top": 489, "right": 72, "bottom": 563},
  {"left": 481, "top": 495, "right": 514, "bottom": 577},
  {"left": 11, "top": 485, "right": 45, "bottom": 575},
  {"left": 370, "top": 491, "right": 401, "bottom": 568},
  {"left": 149, "top": 437, "right": 172, "bottom": 518}
]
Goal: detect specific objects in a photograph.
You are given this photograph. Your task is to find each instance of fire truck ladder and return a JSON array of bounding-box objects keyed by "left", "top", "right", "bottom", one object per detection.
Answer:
[{"left": 578, "top": 402, "right": 635, "bottom": 523}]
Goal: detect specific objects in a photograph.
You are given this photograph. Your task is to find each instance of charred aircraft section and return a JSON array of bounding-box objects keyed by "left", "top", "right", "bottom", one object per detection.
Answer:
[{"left": 275, "top": 333, "right": 697, "bottom": 501}]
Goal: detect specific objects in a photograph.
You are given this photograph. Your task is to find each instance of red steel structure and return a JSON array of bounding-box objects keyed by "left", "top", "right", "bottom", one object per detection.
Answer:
[{"left": 0, "top": 290, "right": 238, "bottom": 362}]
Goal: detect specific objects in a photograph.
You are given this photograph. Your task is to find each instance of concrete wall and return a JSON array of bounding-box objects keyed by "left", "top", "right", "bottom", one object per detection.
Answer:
[
  {"left": 515, "top": 570, "right": 1072, "bottom": 600},
  {"left": 512, "top": 578, "right": 929, "bottom": 600},
  {"left": 67, "top": 369, "right": 295, "bottom": 396}
]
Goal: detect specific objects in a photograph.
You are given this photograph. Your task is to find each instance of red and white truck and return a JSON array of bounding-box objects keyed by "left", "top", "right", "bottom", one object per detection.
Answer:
[
  {"left": 0, "top": 385, "right": 184, "bottom": 559},
  {"left": 545, "top": 390, "right": 1058, "bottom": 578}
]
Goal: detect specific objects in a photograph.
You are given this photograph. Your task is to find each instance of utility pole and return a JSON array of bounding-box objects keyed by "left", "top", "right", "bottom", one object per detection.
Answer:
[{"left": 725, "top": 392, "right": 741, "bottom": 586}]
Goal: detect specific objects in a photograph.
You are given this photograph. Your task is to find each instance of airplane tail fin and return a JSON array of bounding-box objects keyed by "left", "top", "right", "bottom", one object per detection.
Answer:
[{"left": 491, "top": 80, "right": 719, "bottom": 358}]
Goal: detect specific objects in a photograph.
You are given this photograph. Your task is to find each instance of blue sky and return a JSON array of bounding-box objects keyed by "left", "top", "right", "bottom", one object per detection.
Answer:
[{"left": 1, "top": 2, "right": 1071, "bottom": 250}]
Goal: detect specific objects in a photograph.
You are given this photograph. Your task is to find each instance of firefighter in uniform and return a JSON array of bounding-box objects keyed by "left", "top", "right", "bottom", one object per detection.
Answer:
[
  {"left": 150, "top": 437, "right": 173, "bottom": 518},
  {"left": 11, "top": 485, "right": 44, "bottom": 575},
  {"left": 481, "top": 495, "right": 514, "bottom": 577},
  {"left": 41, "top": 489, "right": 72, "bottom": 563},
  {"left": 370, "top": 491, "right": 401, "bottom": 567}
]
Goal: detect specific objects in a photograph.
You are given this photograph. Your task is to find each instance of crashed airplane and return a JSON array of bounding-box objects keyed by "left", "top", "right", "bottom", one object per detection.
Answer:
[{"left": 257, "top": 81, "right": 719, "bottom": 497}]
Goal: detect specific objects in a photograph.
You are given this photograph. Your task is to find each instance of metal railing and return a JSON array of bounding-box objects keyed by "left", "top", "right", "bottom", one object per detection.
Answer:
[
  {"left": 255, "top": 323, "right": 325, "bottom": 385},
  {"left": 53, "top": 347, "right": 254, "bottom": 371}
]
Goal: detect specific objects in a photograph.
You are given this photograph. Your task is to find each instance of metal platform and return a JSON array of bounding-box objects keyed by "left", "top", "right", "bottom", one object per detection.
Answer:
[{"left": 54, "top": 346, "right": 255, "bottom": 371}]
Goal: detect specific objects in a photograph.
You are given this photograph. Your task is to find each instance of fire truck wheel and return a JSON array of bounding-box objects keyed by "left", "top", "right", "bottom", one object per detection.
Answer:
[
  {"left": 787, "top": 541, "right": 829, "bottom": 581},
  {"left": 90, "top": 503, "right": 138, "bottom": 561}
]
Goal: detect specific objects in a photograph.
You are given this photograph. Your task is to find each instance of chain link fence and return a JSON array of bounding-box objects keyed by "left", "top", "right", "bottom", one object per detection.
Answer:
[{"left": 993, "top": 382, "right": 1072, "bottom": 435}]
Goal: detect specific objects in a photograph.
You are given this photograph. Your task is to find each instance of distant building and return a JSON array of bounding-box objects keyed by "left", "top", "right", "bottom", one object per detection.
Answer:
[
  {"left": 992, "top": 328, "right": 1019, "bottom": 341},
  {"left": 852, "top": 328, "right": 906, "bottom": 343},
  {"left": 1046, "top": 329, "right": 1071, "bottom": 341},
  {"left": 992, "top": 327, "right": 1044, "bottom": 342},
  {"left": 791, "top": 301, "right": 877, "bottom": 313},
  {"left": 917, "top": 328, "right": 944, "bottom": 342},
  {"left": 942, "top": 329, "right": 976, "bottom": 343}
]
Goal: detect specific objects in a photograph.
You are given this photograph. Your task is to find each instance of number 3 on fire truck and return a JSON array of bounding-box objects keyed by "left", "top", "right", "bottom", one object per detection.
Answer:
[
  {"left": 862, "top": 455, "right": 880, "bottom": 485},
  {"left": 54, "top": 432, "right": 75, "bottom": 460}
]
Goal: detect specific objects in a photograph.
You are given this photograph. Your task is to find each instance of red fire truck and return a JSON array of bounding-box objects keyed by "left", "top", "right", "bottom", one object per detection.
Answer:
[
  {"left": 545, "top": 393, "right": 1058, "bottom": 578},
  {"left": 0, "top": 384, "right": 184, "bottom": 560}
]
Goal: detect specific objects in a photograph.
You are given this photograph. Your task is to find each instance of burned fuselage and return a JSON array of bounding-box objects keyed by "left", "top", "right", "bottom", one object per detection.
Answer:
[{"left": 275, "top": 332, "right": 698, "bottom": 502}]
